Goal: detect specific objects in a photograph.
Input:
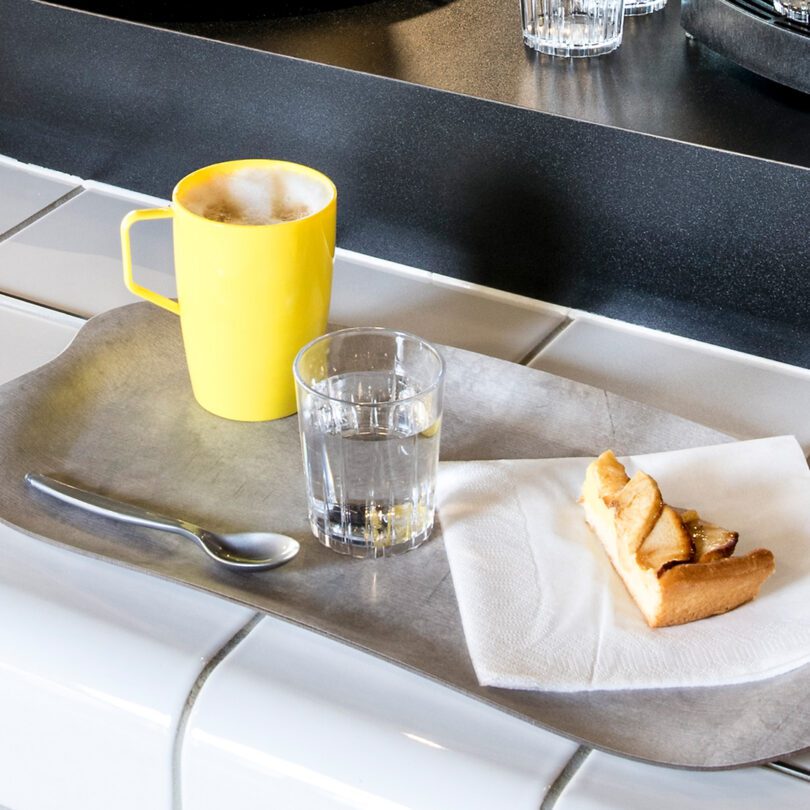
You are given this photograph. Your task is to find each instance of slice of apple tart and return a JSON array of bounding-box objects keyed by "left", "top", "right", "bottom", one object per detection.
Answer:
[{"left": 580, "top": 450, "right": 775, "bottom": 628}]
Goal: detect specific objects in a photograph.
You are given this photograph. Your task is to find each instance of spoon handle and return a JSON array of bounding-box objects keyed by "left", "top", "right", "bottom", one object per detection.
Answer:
[{"left": 25, "top": 473, "right": 199, "bottom": 539}]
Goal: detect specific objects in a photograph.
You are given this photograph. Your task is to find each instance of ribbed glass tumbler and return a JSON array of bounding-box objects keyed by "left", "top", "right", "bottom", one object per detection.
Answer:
[
  {"left": 774, "top": 0, "right": 809, "bottom": 23},
  {"left": 624, "top": 0, "right": 666, "bottom": 17},
  {"left": 294, "top": 327, "right": 445, "bottom": 559},
  {"left": 521, "top": 0, "right": 625, "bottom": 57}
]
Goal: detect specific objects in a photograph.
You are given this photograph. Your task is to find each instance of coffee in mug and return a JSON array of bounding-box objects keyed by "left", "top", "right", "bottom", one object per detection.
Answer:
[{"left": 182, "top": 165, "right": 332, "bottom": 226}]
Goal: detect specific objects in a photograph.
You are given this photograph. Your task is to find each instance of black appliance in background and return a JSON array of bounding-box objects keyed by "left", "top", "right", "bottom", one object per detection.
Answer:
[{"left": 682, "top": 0, "right": 810, "bottom": 94}]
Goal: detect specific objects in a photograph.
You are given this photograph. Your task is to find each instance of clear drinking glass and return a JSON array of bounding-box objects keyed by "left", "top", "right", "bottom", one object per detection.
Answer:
[
  {"left": 521, "top": 0, "right": 625, "bottom": 57},
  {"left": 294, "top": 328, "right": 445, "bottom": 559}
]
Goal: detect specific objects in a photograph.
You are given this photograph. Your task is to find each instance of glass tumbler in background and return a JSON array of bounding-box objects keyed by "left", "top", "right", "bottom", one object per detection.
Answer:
[
  {"left": 521, "top": 0, "right": 625, "bottom": 57},
  {"left": 623, "top": 0, "right": 666, "bottom": 16},
  {"left": 774, "top": 0, "right": 809, "bottom": 23},
  {"left": 294, "top": 328, "right": 445, "bottom": 559}
]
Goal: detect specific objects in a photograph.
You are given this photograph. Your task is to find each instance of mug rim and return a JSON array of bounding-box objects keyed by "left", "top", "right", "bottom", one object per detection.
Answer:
[{"left": 171, "top": 158, "right": 337, "bottom": 228}]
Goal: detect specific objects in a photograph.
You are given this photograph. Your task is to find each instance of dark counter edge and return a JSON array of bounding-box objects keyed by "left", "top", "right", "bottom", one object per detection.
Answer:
[{"left": 4, "top": 0, "right": 810, "bottom": 368}]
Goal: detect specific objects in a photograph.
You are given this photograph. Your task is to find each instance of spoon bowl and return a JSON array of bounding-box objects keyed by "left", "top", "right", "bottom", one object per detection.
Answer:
[
  {"left": 25, "top": 473, "right": 300, "bottom": 571},
  {"left": 198, "top": 529, "right": 300, "bottom": 570}
]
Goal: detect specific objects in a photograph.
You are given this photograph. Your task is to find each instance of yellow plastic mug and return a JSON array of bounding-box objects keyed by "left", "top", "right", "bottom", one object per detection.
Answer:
[{"left": 121, "top": 159, "right": 337, "bottom": 421}]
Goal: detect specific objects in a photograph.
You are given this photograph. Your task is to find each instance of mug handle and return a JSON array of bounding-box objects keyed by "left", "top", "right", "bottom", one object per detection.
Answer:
[{"left": 120, "top": 208, "right": 180, "bottom": 315}]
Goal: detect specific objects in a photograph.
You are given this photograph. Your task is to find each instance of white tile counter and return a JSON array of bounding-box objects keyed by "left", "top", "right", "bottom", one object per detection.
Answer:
[
  {"left": 182, "top": 618, "right": 577, "bottom": 810},
  {"left": 0, "top": 164, "right": 566, "bottom": 359},
  {"left": 0, "top": 295, "right": 256, "bottom": 810},
  {"left": 555, "top": 752, "right": 810, "bottom": 810},
  {"left": 0, "top": 182, "right": 175, "bottom": 318},
  {"left": 0, "top": 295, "right": 81, "bottom": 381},
  {"left": 331, "top": 251, "right": 566, "bottom": 361},
  {"left": 529, "top": 314, "right": 810, "bottom": 453},
  {"left": 0, "top": 156, "right": 808, "bottom": 808},
  {"left": 0, "top": 156, "right": 79, "bottom": 236},
  {"left": 0, "top": 520, "right": 254, "bottom": 810}
]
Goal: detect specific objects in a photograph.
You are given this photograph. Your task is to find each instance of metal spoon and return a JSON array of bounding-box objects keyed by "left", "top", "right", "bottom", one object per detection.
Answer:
[{"left": 25, "top": 472, "right": 300, "bottom": 571}]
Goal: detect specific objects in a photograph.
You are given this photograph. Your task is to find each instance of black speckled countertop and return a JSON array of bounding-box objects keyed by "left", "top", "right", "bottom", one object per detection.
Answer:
[
  {"left": 3, "top": 0, "right": 810, "bottom": 367},
  {"left": 158, "top": 0, "right": 810, "bottom": 169}
]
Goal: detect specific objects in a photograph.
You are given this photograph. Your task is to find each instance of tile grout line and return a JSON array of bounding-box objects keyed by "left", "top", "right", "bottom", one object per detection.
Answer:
[
  {"left": 0, "top": 186, "right": 84, "bottom": 243},
  {"left": 764, "top": 761, "right": 810, "bottom": 783},
  {"left": 518, "top": 317, "right": 573, "bottom": 366},
  {"left": 539, "top": 746, "right": 592, "bottom": 809},
  {"left": 0, "top": 289, "right": 87, "bottom": 321},
  {"left": 171, "top": 612, "right": 265, "bottom": 810}
]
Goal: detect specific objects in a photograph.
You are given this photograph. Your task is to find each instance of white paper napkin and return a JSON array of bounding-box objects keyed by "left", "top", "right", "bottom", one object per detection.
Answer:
[{"left": 437, "top": 436, "right": 810, "bottom": 692}]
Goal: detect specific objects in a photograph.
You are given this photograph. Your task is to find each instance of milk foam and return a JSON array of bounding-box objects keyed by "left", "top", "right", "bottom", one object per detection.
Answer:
[{"left": 182, "top": 166, "right": 331, "bottom": 225}]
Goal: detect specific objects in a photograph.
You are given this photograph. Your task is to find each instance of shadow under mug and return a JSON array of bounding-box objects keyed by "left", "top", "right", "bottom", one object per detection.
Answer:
[{"left": 120, "top": 159, "right": 337, "bottom": 421}]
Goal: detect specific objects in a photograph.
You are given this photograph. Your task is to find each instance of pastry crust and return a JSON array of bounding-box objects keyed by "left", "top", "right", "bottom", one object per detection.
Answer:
[{"left": 581, "top": 451, "right": 775, "bottom": 628}]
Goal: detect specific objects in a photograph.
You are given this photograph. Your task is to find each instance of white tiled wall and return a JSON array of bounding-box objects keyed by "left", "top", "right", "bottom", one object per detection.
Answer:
[
  {"left": 182, "top": 616, "right": 578, "bottom": 810},
  {"left": 556, "top": 751, "right": 810, "bottom": 810},
  {"left": 0, "top": 295, "right": 82, "bottom": 382},
  {"left": 783, "top": 749, "right": 810, "bottom": 771},
  {"left": 331, "top": 251, "right": 566, "bottom": 361},
  {"left": 0, "top": 291, "right": 256, "bottom": 810},
  {"left": 0, "top": 520, "right": 254, "bottom": 810},
  {"left": 0, "top": 185, "right": 175, "bottom": 317},
  {"left": 0, "top": 156, "right": 79, "bottom": 235},
  {"left": 529, "top": 314, "right": 810, "bottom": 452},
  {"left": 0, "top": 177, "right": 567, "bottom": 359}
]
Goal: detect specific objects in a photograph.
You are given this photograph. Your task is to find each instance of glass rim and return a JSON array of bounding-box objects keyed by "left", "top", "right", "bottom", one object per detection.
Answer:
[{"left": 293, "top": 326, "right": 446, "bottom": 406}]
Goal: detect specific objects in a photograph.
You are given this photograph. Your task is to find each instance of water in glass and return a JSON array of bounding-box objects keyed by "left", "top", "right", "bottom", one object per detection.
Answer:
[{"left": 300, "top": 369, "right": 441, "bottom": 557}]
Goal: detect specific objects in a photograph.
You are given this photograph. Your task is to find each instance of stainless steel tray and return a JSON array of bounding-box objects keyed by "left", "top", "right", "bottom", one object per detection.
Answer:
[{"left": 1, "top": 302, "right": 807, "bottom": 769}]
